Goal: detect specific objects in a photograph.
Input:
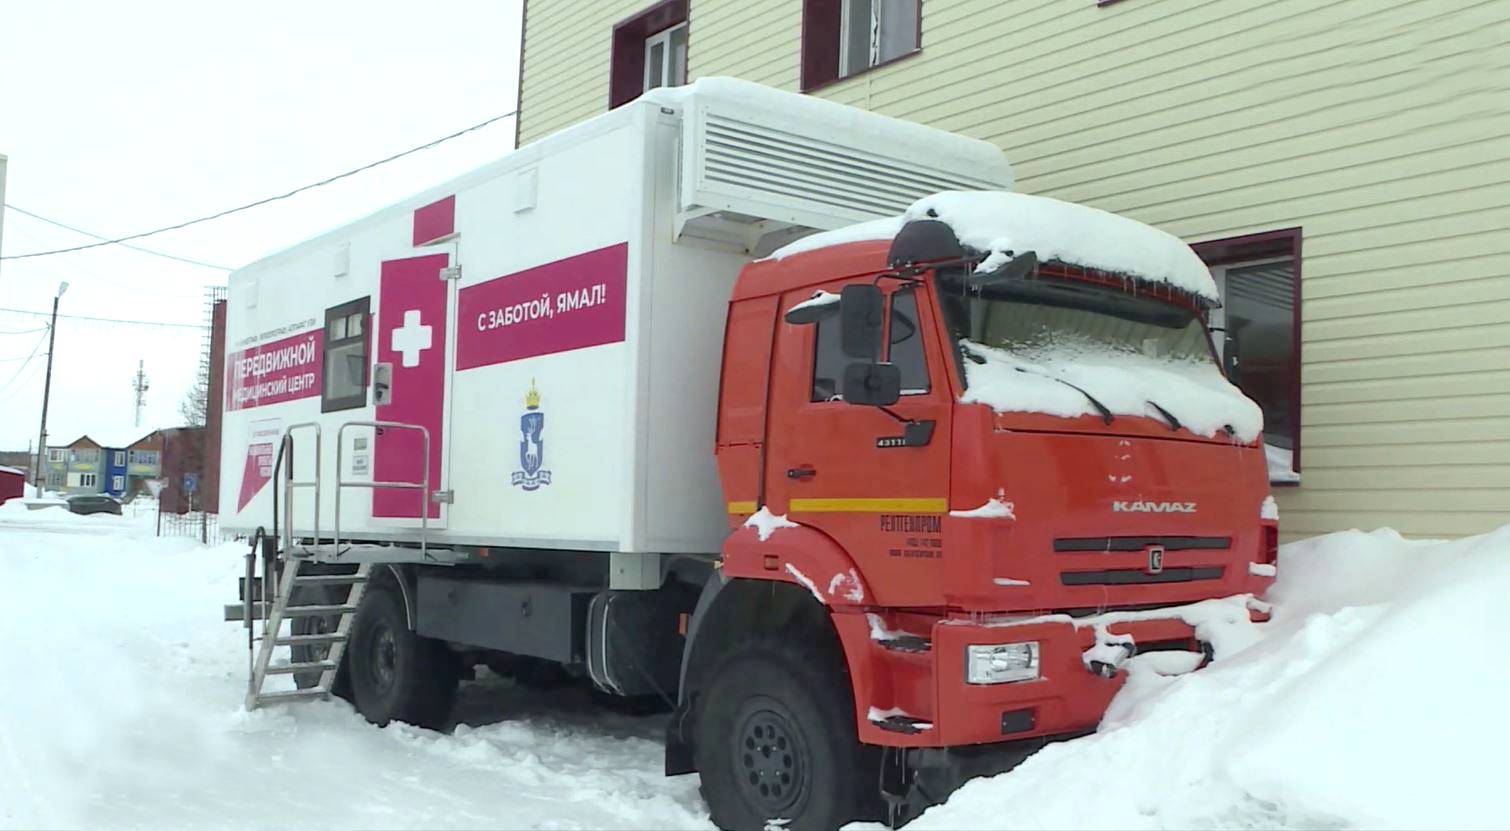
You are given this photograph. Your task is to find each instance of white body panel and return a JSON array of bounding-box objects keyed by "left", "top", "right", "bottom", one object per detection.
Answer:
[{"left": 219, "top": 79, "right": 1012, "bottom": 555}]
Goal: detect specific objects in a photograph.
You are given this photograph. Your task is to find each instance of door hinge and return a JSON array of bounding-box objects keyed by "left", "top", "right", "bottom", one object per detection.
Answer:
[
  {"left": 431, "top": 490, "right": 455, "bottom": 504},
  {"left": 439, "top": 265, "right": 462, "bottom": 281}
]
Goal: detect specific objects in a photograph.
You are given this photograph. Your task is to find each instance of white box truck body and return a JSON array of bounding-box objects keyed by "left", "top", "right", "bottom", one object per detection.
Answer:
[{"left": 218, "top": 78, "right": 1012, "bottom": 557}]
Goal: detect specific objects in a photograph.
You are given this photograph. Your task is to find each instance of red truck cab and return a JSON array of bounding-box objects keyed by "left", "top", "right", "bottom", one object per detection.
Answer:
[{"left": 686, "top": 197, "right": 1277, "bottom": 828}]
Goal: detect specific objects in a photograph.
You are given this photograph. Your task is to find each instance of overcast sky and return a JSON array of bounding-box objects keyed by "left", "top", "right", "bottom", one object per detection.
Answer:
[{"left": 0, "top": 0, "right": 523, "bottom": 452}]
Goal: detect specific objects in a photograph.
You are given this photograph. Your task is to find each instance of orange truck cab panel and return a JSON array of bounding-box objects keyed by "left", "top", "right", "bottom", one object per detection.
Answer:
[{"left": 715, "top": 214, "right": 1277, "bottom": 750}]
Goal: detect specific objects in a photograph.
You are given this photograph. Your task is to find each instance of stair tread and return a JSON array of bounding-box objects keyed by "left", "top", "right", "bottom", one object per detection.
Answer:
[
  {"left": 274, "top": 633, "right": 348, "bottom": 646},
  {"left": 282, "top": 604, "right": 358, "bottom": 616},
  {"left": 255, "top": 688, "right": 331, "bottom": 704},
  {"left": 292, "top": 574, "right": 367, "bottom": 585},
  {"left": 266, "top": 660, "right": 338, "bottom": 674}
]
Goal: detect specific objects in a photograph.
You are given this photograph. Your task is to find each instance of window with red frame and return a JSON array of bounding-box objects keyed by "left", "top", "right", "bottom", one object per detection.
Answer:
[
  {"left": 801, "top": 0, "right": 920, "bottom": 91},
  {"left": 1193, "top": 229, "right": 1303, "bottom": 484},
  {"left": 609, "top": 0, "right": 689, "bottom": 109}
]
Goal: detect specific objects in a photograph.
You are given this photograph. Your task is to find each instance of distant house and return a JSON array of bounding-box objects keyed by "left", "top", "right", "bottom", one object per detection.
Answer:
[{"left": 47, "top": 436, "right": 107, "bottom": 496}]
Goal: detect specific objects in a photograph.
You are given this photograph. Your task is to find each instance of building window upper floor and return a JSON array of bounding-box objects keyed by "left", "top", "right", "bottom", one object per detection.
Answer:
[
  {"left": 802, "top": 0, "right": 920, "bottom": 91},
  {"left": 128, "top": 450, "right": 160, "bottom": 469},
  {"left": 609, "top": 1, "right": 690, "bottom": 109}
]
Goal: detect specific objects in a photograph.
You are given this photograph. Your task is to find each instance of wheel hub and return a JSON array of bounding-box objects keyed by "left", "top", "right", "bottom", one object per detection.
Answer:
[
  {"left": 734, "top": 708, "right": 803, "bottom": 814},
  {"left": 371, "top": 627, "right": 397, "bottom": 691}
]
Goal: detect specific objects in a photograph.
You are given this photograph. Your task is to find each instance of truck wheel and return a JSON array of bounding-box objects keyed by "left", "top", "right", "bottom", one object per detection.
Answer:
[
  {"left": 288, "top": 583, "right": 351, "bottom": 700},
  {"left": 693, "top": 635, "right": 872, "bottom": 831},
  {"left": 348, "top": 584, "right": 457, "bottom": 729}
]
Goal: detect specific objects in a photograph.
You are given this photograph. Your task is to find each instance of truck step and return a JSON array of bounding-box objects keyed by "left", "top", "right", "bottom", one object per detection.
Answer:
[
  {"left": 254, "top": 688, "right": 331, "bottom": 705},
  {"left": 274, "top": 633, "right": 349, "bottom": 647},
  {"left": 292, "top": 573, "right": 367, "bottom": 586},
  {"left": 877, "top": 635, "right": 932, "bottom": 654},
  {"left": 872, "top": 715, "right": 933, "bottom": 735},
  {"left": 265, "top": 660, "right": 338, "bottom": 675}
]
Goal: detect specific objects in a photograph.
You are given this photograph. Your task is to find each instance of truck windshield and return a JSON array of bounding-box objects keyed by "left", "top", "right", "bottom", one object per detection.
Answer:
[{"left": 934, "top": 269, "right": 1214, "bottom": 386}]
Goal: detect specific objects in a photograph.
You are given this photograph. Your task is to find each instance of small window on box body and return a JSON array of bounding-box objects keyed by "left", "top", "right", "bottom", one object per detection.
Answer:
[{"left": 322, "top": 297, "right": 370, "bottom": 413}]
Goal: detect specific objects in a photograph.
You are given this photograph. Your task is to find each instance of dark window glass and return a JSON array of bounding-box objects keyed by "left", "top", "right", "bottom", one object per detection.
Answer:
[
  {"left": 888, "top": 289, "right": 929, "bottom": 394},
  {"left": 811, "top": 313, "right": 852, "bottom": 402},
  {"left": 810, "top": 288, "right": 930, "bottom": 401},
  {"left": 1223, "top": 261, "right": 1297, "bottom": 453},
  {"left": 322, "top": 297, "right": 370, "bottom": 413}
]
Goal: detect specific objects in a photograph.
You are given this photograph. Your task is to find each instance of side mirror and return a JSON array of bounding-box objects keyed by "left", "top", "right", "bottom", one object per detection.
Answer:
[
  {"left": 842, "top": 362, "right": 901, "bottom": 407},
  {"left": 839, "top": 284, "right": 884, "bottom": 359},
  {"left": 969, "top": 250, "right": 1038, "bottom": 288}
]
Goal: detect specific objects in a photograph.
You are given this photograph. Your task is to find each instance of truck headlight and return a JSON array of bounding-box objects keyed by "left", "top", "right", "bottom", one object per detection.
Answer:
[{"left": 966, "top": 642, "right": 1040, "bottom": 685}]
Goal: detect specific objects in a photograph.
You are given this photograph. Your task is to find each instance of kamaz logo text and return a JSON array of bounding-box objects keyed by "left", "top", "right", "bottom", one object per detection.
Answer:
[{"left": 1112, "top": 500, "right": 1197, "bottom": 514}]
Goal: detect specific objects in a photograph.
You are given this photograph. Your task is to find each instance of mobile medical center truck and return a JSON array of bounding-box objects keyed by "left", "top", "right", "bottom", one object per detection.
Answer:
[{"left": 223, "top": 78, "right": 1277, "bottom": 830}]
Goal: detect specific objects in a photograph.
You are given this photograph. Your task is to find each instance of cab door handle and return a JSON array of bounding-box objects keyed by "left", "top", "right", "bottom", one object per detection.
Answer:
[{"left": 787, "top": 465, "right": 817, "bottom": 480}]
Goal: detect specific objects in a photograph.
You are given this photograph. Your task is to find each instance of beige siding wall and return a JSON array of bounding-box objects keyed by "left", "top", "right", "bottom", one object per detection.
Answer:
[{"left": 518, "top": 0, "right": 1510, "bottom": 539}]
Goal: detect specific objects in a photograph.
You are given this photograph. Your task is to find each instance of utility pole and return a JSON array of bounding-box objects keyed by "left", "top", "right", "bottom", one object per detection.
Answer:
[
  {"left": 33, "top": 282, "right": 67, "bottom": 492},
  {"left": 131, "top": 359, "right": 150, "bottom": 427}
]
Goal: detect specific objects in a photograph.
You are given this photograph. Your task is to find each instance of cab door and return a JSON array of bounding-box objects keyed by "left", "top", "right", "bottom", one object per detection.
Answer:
[{"left": 762, "top": 280, "right": 952, "bottom": 607}]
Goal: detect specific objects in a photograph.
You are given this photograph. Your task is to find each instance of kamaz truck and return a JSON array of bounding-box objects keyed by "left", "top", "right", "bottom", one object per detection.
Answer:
[{"left": 222, "top": 78, "right": 1277, "bottom": 830}]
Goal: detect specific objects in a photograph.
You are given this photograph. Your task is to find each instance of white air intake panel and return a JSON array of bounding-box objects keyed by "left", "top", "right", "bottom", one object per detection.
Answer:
[{"left": 669, "top": 78, "right": 1014, "bottom": 251}]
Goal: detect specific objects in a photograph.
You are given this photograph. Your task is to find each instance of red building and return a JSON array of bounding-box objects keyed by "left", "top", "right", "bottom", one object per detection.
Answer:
[{"left": 0, "top": 465, "right": 24, "bottom": 504}]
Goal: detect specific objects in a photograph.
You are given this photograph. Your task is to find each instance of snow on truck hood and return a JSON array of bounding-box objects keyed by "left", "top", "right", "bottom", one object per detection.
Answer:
[
  {"left": 962, "top": 340, "right": 1263, "bottom": 442},
  {"left": 768, "top": 191, "right": 1220, "bottom": 303}
]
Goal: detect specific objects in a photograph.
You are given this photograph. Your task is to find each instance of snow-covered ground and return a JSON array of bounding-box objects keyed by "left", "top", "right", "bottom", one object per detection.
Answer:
[{"left": 2, "top": 502, "right": 1507, "bottom": 830}]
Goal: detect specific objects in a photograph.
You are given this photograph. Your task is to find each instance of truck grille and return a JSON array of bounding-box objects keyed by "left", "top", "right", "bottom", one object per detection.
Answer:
[
  {"left": 1060, "top": 567, "right": 1226, "bottom": 586},
  {"left": 1053, "top": 536, "right": 1231, "bottom": 553}
]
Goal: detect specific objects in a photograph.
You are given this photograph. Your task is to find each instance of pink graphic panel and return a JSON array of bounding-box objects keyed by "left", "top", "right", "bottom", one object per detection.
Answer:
[
  {"left": 412, "top": 195, "right": 456, "bottom": 247},
  {"left": 374, "top": 253, "right": 450, "bottom": 519},
  {"left": 225, "top": 329, "right": 322, "bottom": 411},
  {"left": 455, "top": 242, "right": 628, "bottom": 370},
  {"left": 236, "top": 418, "right": 282, "bottom": 511}
]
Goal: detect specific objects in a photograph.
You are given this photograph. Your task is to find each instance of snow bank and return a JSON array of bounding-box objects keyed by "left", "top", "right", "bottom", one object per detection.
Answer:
[
  {"left": 960, "top": 338, "right": 1263, "bottom": 442},
  {"left": 0, "top": 509, "right": 712, "bottom": 830},
  {"left": 904, "top": 525, "right": 1510, "bottom": 831},
  {"left": 768, "top": 191, "right": 1216, "bottom": 303}
]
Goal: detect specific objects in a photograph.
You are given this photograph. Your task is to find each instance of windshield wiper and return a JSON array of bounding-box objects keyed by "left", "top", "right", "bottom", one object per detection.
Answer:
[
  {"left": 1017, "top": 368, "right": 1114, "bottom": 425},
  {"left": 960, "top": 342, "right": 1114, "bottom": 425},
  {"left": 1146, "top": 400, "right": 1183, "bottom": 432}
]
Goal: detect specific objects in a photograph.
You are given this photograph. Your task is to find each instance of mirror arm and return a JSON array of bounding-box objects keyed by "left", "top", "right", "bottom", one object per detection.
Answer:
[{"left": 872, "top": 403, "right": 909, "bottom": 424}]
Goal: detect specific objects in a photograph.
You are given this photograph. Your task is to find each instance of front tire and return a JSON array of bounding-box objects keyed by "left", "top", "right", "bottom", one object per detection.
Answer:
[
  {"left": 348, "top": 584, "right": 457, "bottom": 729},
  {"left": 693, "top": 635, "right": 873, "bottom": 831}
]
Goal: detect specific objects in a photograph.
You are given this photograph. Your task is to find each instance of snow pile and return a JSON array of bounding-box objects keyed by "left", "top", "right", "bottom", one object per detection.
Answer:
[
  {"left": 906, "top": 526, "right": 1510, "bottom": 830},
  {"left": 0, "top": 508, "right": 711, "bottom": 830},
  {"left": 903, "top": 192, "right": 1219, "bottom": 301},
  {"left": 767, "top": 191, "right": 1216, "bottom": 304},
  {"left": 960, "top": 338, "right": 1263, "bottom": 442},
  {"left": 765, "top": 216, "right": 904, "bottom": 261}
]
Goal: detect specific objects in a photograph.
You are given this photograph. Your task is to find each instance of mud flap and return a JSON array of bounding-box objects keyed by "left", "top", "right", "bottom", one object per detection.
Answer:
[{"left": 878, "top": 740, "right": 1064, "bottom": 828}]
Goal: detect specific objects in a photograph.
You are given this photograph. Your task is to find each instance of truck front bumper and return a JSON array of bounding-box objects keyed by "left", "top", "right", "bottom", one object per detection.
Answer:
[{"left": 849, "top": 597, "right": 1270, "bottom": 749}]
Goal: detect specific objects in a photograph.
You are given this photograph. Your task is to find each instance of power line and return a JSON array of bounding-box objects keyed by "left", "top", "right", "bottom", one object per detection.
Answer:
[
  {"left": 0, "top": 332, "right": 47, "bottom": 395},
  {"left": 0, "top": 307, "right": 200, "bottom": 329},
  {"left": 0, "top": 108, "right": 519, "bottom": 262},
  {"left": 0, "top": 326, "right": 48, "bottom": 335},
  {"left": 3, "top": 204, "right": 233, "bottom": 270}
]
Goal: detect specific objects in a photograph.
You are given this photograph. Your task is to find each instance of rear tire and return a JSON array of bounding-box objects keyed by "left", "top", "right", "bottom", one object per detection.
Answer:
[
  {"left": 348, "top": 584, "right": 458, "bottom": 729},
  {"left": 693, "top": 634, "right": 873, "bottom": 831}
]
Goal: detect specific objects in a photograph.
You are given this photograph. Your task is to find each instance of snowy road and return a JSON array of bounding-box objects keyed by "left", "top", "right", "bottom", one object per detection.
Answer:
[
  {"left": 0, "top": 507, "right": 709, "bottom": 830},
  {"left": 4, "top": 502, "right": 1509, "bottom": 830}
]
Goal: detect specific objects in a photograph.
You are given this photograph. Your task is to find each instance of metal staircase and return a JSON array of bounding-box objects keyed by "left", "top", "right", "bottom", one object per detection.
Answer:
[
  {"left": 242, "top": 557, "right": 371, "bottom": 709},
  {"left": 231, "top": 418, "right": 434, "bottom": 710}
]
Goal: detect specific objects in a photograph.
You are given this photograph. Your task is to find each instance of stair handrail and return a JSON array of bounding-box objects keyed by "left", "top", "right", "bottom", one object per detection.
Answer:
[{"left": 334, "top": 420, "right": 432, "bottom": 559}]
